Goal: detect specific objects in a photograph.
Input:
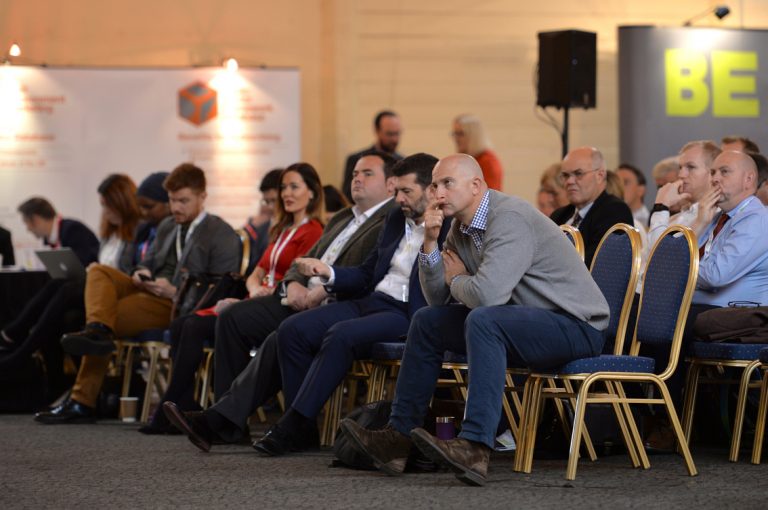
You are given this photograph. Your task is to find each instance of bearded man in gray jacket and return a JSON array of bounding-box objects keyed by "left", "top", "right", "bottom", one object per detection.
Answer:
[{"left": 342, "top": 154, "right": 610, "bottom": 487}]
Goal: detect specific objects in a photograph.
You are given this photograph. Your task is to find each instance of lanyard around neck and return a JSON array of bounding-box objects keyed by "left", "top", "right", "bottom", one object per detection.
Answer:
[
  {"left": 176, "top": 212, "right": 207, "bottom": 260},
  {"left": 266, "top": 218, "right": 308, "bottom": 288}
]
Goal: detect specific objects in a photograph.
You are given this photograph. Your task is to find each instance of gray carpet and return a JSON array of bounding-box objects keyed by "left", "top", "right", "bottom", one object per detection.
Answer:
[{"left": 2, "top": 414, "right": 767, "bottom": 509}]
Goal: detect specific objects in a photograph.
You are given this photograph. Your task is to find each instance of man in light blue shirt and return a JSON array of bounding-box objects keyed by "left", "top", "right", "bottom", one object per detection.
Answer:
[{"left": 693, "top": 150, "right": 768, "bottom": 307}]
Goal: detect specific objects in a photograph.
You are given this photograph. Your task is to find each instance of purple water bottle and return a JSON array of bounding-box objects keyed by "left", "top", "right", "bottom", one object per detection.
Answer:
[{"left": 436, "top": 416, "right": 455, "bottom": 440}]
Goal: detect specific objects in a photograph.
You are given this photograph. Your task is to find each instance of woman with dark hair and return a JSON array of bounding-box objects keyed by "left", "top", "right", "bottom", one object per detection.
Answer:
[
  {"left": 0, "top": 174, "right": 142, "bottom": 400},
  {"left": 95, "top": 174, "right": 143, "bottom": 272},
  {"left": 142, "top": 163, "right": 325, "bottom": 433}
]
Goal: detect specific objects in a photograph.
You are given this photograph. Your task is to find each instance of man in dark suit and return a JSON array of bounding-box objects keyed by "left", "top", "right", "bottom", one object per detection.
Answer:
[
  {"left": 17, "top": 197, "right": 100, "bottom": 266},
  {"left": 35, "top": 163, "right": 240, "bottom": 424},
  {"left": 341, "top": 111, "right": 403, "bottom": 201},
  {"left": 550, "top": 147, "right": 634, "bottom": 266},
  {"left": 0, "top": 226, "right": 14, "bottom": 266},
  {"left": 253, "top": 153, "right": 450, "bottom": 456}
]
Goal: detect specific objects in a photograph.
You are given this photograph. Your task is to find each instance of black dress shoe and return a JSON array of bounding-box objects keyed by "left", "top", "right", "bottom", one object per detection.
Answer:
[
  {"left": 162, "top": 402, "right": 214, "bottom": 452},
  {"left": 61, "top": 323, "right": 115, "bottom": 356},
  {"left": 34, "top": 399, "right": 96, "bottom": 424},
  {"left": 253, "top": 424, "right": 293, "bottom": 456},
  {"left": 252, "top": 422, "right": 319, "bottom": 457}
]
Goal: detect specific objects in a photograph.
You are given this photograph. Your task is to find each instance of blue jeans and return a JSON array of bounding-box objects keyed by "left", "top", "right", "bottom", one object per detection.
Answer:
[{"left": 390, "top": 304, "right": 605, "bottom": 448}]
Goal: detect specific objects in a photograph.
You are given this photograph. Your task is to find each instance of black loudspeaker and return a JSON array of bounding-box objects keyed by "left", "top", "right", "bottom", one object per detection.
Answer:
[{"left": 537, "top": 30, "right": 597, "bottom": 109}]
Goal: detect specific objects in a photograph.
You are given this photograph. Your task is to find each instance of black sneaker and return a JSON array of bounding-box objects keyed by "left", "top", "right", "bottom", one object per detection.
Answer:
[{"left": 61, "top": 323, "right": 116, "bottom": 356}]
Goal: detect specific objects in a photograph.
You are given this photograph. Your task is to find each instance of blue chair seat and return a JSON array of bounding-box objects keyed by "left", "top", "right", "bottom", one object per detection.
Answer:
[
  {"left": 371, "top": 342, "right": 406, "bottom": 361},
  {"left": 760, "top": 348, "right": 768, "bottom": 364},
  {"left": 129, "top": 328, "right": 168, "bottom": 343},
  {"left": 557, "top": 355, "right": 655, "bottom": 375},
  {"left": 690, "top": 342, "right": 768, "bottom": 360}
]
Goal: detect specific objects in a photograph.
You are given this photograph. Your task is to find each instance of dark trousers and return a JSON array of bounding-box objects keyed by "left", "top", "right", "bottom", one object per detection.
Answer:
[
  {"left": 389, "top": 304, "right": 605, "bottom": 448},
  {"left": 277, "top": 292, "right": 410, "bottom": 418},
  {"left": 161, "top": 314, "right": 217, "bottom": 411},
  {"left": 0, "top": 278, "right": 84, "bottom": 389},
  {"left": 208, "top": 331, "right": 282, "bottom": 441},
  {"left": 213, "top": 293, "right": 294, "bottom": 399}
]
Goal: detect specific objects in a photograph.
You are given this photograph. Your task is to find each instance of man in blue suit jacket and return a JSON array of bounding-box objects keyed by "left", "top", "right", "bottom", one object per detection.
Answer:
[
  {"left": 17, "top": 197, "right": 100, "bottom": 266},
  {"left": 250, "top": 153, "right": 451, "bottom": 456}
]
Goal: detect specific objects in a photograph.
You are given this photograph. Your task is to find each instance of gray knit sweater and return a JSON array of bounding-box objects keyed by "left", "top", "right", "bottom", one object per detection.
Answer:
[{"left": 419, "top": 190, "right": 610, "bottom": 331}]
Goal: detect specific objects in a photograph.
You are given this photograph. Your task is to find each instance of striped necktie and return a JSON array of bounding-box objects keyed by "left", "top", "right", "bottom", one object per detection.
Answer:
[{"left": 571, "top": 211, "right": 583, "bottom": 228}]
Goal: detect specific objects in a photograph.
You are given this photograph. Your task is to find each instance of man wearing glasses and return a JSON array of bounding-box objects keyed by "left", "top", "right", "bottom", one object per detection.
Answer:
[{"left": 550, "top": 146, "right": 633, "bottom": 266}]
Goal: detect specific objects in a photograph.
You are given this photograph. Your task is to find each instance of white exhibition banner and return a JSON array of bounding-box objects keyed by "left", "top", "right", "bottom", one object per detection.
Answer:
[{"left": 0, "top": 66, "right": 300, "bottom": 267}]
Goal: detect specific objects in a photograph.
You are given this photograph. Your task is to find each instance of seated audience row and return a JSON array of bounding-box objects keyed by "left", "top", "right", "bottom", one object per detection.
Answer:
[{"left": 5, "top": 132, "right": 766, "bottom": 488}]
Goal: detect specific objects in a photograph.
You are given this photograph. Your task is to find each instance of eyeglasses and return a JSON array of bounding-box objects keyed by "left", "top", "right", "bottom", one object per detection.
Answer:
[
  {"left": 557, "top": 169, "right": 598, "bottom": 184},
  {"left": 260, "top": 198, "right": 277, "bottom": 207},
  {"left": 450, "top": 131, "right": 466, "bottom": 138}
]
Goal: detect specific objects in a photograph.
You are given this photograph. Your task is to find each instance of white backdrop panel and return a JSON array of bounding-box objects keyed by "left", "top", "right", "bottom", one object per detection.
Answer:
[{"left": 0, "top": 66, "right": 300, "bottom": 267}]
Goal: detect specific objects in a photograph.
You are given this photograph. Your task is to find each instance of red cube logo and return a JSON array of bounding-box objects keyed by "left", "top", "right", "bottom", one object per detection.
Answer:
[{"left": 179, "top": 81, "right": 218, "bottom": 126}]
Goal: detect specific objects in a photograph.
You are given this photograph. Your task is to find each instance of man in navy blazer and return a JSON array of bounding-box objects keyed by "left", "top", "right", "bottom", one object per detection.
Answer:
[
  {"left": 250, "top": 153, "right": 451, "bottom": 456},
  {"left": 17, "top": 197, "right": 100, "bottom": 266},
  {"left": 549, "top": 147, "right": 633, "bottom": 267}
]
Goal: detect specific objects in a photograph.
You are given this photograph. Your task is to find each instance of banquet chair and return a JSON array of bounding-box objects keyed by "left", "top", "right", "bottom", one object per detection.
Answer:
[
  {"left": 515, "top": 225, "right": 698, "bottom": 480},
  {"left": 681, "top": 336, "right": 768, "bottom": 462},
  {"left": 514, "top": 223, "right": 642, "bottom": 468}
]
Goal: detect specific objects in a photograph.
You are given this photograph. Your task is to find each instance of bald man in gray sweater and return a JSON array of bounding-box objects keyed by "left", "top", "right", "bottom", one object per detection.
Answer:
[{"left": 342, "top": 154, "right": 610, "bottom": 486}]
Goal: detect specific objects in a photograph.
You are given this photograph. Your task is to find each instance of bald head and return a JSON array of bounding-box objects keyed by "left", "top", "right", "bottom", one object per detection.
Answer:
[
  {"left": 560, "top": 146, "right": 607, "bottom": 208},
  {"left": 434, "top": 154, "right": 485, "bottom": 180},
  {"left": 432, "top": 153, "right": 488, "bottom": 224},
  {"left": 711, "top": 150, "right": 759, "bottom": 212}
]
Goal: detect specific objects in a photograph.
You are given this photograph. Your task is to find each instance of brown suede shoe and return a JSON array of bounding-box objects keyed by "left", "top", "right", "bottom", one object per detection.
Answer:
[
  {"left": 339, "top": 419, "right": 412, "bottom": 475},
  {"left": 410, "top": 428, "right": 491, "bottom": 486}
]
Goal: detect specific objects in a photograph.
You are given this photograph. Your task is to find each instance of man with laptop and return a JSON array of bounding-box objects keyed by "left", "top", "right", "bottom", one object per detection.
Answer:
[
  {"left": 17, "top": 196, "right": 100, "bottom": 267},
  {"left": 34, "top": 163, "right": 240, "bottom": 424}
]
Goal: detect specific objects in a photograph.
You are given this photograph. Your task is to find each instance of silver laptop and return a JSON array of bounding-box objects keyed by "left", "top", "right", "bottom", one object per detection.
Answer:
[{"left": 35, "top": 248, "right": 87, "bottom": 280}]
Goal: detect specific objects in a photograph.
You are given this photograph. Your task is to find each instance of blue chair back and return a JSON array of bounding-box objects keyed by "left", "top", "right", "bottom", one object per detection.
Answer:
[
  {"left": 589, "top": 224, "right": 641, "bottom": 354},
  {"left": 633, "top": 226, "right": 698, "bottom": 378}
]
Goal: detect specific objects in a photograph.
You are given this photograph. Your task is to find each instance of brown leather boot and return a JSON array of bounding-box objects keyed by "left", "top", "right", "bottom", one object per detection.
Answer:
[
  {"left": 340, "top": 419, "right": 412, "bottom": 475},
  {"left": 410, "top": 428, "right": 491, "bottom": 486}
]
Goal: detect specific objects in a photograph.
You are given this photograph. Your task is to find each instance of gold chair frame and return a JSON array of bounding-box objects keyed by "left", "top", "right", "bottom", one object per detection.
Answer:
[
  {"left": 514, "top": 225, "right": 699, "bottom": 480},
  {"left": 752, "top": 357, "right": 768, "bottom": 464},
  {"left": 681, "top": 354, "right": 766, "bottom": 462},
  {"left": 560, "top": 224, "right": 585, "bottom": 262},
  {"left": 320, "top": 361, "right": 372, "bottom": 446}
]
